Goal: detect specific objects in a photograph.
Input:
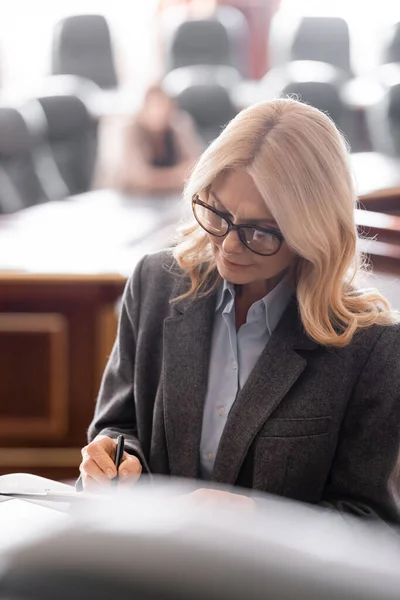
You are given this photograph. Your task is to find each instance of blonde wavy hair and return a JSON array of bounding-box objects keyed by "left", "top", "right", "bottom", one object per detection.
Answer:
[{"left": 172, "top": 98, "right": 395, "bottom": 347}]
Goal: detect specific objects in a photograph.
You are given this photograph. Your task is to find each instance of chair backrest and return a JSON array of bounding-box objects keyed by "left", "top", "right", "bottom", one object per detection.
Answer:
[
  {"left": 163, "top": 5, "right": 250, "bottom": 76},
  {"left": 282, "top": 80, "right": 345, "bottom": 132},
  {"left": 52, "top": 14, "right": 118, "bottom": 89},
  {"left": 171, "top": 80, "right": 238, "bottom": 145},
  {"left": 290, "top": 16, "right": 352, "bottom": 76},
  {"left": 383, "top": 21, "right": 400, "bottom": 64},
  {"left": 167, "top": 18, "right": 234, "bottom": 72},
  {"left": 387, "top": 82, "right": 400, "bottom": 156},
  {"left": 36, "top": 93, "right": 97, "bottom": 195},
  {"left": 0, "top": 105, "right": 47, "bottom": 213},
  {"left": 366, "top": 79, "right": 400, "bottom": 157},
  {"left": 262, "top": 61, "right": 349, "bottom": 139},
  {"left": 18, "top": 100, "right": 70, "bottom": 201}
]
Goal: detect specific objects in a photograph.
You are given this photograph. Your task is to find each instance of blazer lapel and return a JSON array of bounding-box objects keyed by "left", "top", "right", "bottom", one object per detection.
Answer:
[
  {"left": 212, "top": 299, "right": 317, "bottom": 485},
  {"left": 163, "top": 277, "right": 217, "bottom": 478}
]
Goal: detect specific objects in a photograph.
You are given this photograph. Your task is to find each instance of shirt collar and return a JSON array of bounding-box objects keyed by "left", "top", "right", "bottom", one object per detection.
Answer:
[
  {"left": 215, "top": 278, "right": 235, "bottom": 312},
  {"left": 215, "top": 273, "right": 294, "bottom": 335}
]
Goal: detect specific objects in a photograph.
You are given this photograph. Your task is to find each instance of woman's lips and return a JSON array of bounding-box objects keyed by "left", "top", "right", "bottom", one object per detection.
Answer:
[{"left": 219, "top": 255, "right": 251, "bottom": 269}]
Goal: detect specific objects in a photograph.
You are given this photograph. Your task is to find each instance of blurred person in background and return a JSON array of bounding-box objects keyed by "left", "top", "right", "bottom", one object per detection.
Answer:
[
  {"left": 80, "top": 98, "right": 400, "bottom": 523},
  {"left": 97, "top": 84, "right": 202, "bottom": 193}
]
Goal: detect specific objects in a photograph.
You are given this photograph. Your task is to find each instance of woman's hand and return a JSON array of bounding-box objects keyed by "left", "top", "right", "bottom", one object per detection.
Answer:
[
  {"left": 79, "top": 435, "right": 142, "bottom": 491},
  {"left": 185, "top": 488, "right": 256, "bottom": 510}
]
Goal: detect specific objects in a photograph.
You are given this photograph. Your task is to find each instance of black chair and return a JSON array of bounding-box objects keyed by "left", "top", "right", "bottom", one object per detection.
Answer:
[
  {"left": 52, "top": 14, "right": 118, "bottom": 89},
  {"left": 383, "top": 21, "right": 400, "bottom": 65},
  {"left": 261, "top": 61, "right": 352, "bottom": 142},
  {"left": 18, "top": 100, "right": 70, "bottom": 202},
  {"left": 164, "top": 5, "right": 250, "bottom": 76},
  {"left": 163, "top": 6, "right": 250, "bottom": 76},
  {"left": 0, "top": 104, "right": 49, "bottom": 213},
  {"left": 36, "top": 93, "right": 97, "bottom": 195},
  {"left": 166, "top": 18, "right": 233, "bottom": 73},
  {"left": 292, "top": 16, "right": 352, "bottom": 76},
  {"left": 164, "top": 69, "right": 238, "bottom": 145},
  {"left": 270, "top": 15, "right": 352, "bottom": 77},
  {"left": 384, "top": 82, "right": 400, "bottom": 156},
  {"left": 283, "top": 80, "right": 344, "bottom": 126},
  {"left": 366, "top": 77, "right": 400, "bottom": 157}
]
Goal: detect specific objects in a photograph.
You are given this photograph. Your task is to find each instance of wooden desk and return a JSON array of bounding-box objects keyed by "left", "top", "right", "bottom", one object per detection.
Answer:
[
  {"left": 0, "top": 190, "right": 181, "bottom": 480},
  {"left": 359, "top": 186, "right": 400, "bottom": 215},
  {"left": 357, "top": 186, "right": 400, "bottom": 274}
]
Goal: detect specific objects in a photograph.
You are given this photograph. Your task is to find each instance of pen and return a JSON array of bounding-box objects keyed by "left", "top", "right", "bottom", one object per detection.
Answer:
[{"left": 112, "top": 435, "right": 125, "bottom": 487}]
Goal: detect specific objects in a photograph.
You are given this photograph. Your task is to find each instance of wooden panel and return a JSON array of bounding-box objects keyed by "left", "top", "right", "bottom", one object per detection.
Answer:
[
  {"left": 355, "top": 199, "right": 400, "bottom": 274},
  {"left": 0, "top": 313, "right": 68, "bottom": 440},
  {"left": 0, "top": 190, "right": 179, "bottom": 479},
  {"left": 0, "top": 447, "right": 81, "bottom": 482},
  {"left": 95, "top": 302, "right": 120, "bottom": 392},
  {"left": 360, "top": 186, "right": 400, "bottom": 214},
  {"left": 356, "top": 208, "right": 400, "bottom": 244},
  {"left": 0, "top": 281, "right": 126, "bottom": 453},
  {"left": 0, "top": 447, "right": 81, "bottom": 467}
]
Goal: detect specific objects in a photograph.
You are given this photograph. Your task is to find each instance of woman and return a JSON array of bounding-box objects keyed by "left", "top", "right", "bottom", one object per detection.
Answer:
[
  {"left": 103, "top": 84, "right": 202, "bottom": 193},
  {"left": 80, "top": 98, "right": 400, "bottom": 522}
]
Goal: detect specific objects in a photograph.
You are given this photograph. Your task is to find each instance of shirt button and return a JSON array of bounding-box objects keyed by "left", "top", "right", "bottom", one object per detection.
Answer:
[
  {"left": 207, "top": 453, "right": 214, "bottom": 461},
  {"left": 217, "top": 407, "right": 225, "bottom": 416},
  {"left": 232, "top": 361, "right": 238, "bottom": 370}
]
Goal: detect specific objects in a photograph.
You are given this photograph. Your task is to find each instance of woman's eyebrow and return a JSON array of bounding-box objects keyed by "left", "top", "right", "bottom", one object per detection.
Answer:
[
  {"left": 209, "top": 191, "right": 279, "bottom": 227},
  {"left": 209, "top": 190, "right": 228, "bottom": 210}
]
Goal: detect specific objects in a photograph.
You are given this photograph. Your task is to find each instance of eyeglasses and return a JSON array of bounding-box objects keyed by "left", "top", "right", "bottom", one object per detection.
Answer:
[{"left": 192, "top": 195, "right": 284, "bottom": 257}]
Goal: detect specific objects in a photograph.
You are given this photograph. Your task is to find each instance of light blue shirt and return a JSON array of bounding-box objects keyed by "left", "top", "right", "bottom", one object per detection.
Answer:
[{"left": 199, "top": 275, "right": 294, "bottom": 479}]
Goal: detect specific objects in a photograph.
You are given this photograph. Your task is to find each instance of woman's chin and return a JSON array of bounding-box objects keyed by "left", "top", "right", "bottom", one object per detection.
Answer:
[{"left": 216, "top": 265, "right": 253, "bottom": 284}]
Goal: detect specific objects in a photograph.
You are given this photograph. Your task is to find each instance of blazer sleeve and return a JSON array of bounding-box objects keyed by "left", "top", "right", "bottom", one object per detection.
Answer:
[
  {"left": 86, "top": 254, "right": 150, "bottom": 473},
  {"left": 322, "top": 324, "right": 400, "bottom": 523}
]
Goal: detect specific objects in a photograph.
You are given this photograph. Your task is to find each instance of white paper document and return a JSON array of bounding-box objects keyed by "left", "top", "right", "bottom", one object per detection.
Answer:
[{"left": 0, "top": 498, "right": 69, "bottom": 553}]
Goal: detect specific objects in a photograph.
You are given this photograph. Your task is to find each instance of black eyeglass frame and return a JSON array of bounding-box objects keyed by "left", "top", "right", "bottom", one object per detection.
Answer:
[{"left": 192, "top": 195, "right": 285, "bottom": 257}]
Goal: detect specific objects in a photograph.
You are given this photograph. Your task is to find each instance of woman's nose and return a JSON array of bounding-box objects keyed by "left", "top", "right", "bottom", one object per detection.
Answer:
[{"left": 221, "top": 229, "right": 243, "bottom": 254}]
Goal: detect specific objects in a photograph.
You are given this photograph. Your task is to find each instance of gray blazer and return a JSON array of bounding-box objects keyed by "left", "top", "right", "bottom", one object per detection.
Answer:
[{"left": 89, "top": 250, "right": 400, "bottom": 522}]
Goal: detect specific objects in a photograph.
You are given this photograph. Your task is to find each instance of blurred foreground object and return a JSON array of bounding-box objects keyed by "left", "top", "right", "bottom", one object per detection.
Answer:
[{"left": 0, "top": 478, "right": 400, "bottom": 600}]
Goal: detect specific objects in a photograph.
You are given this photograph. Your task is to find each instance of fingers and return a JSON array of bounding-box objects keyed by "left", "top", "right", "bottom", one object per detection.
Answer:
[
  {"left": 79, "top": 437, "right": 116, "bottom": 490},
  {"left": 81, "top": 437, "right": 117, "bottom": 480},
  {"left": 79, "top": 457, "right": 110, "bottom": 485},
  {"left": 79, "top": 438, "right": 143, "bottom": 491},
  {"left": 117, "top": 452, "right": 142, "bottom": 484}
]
